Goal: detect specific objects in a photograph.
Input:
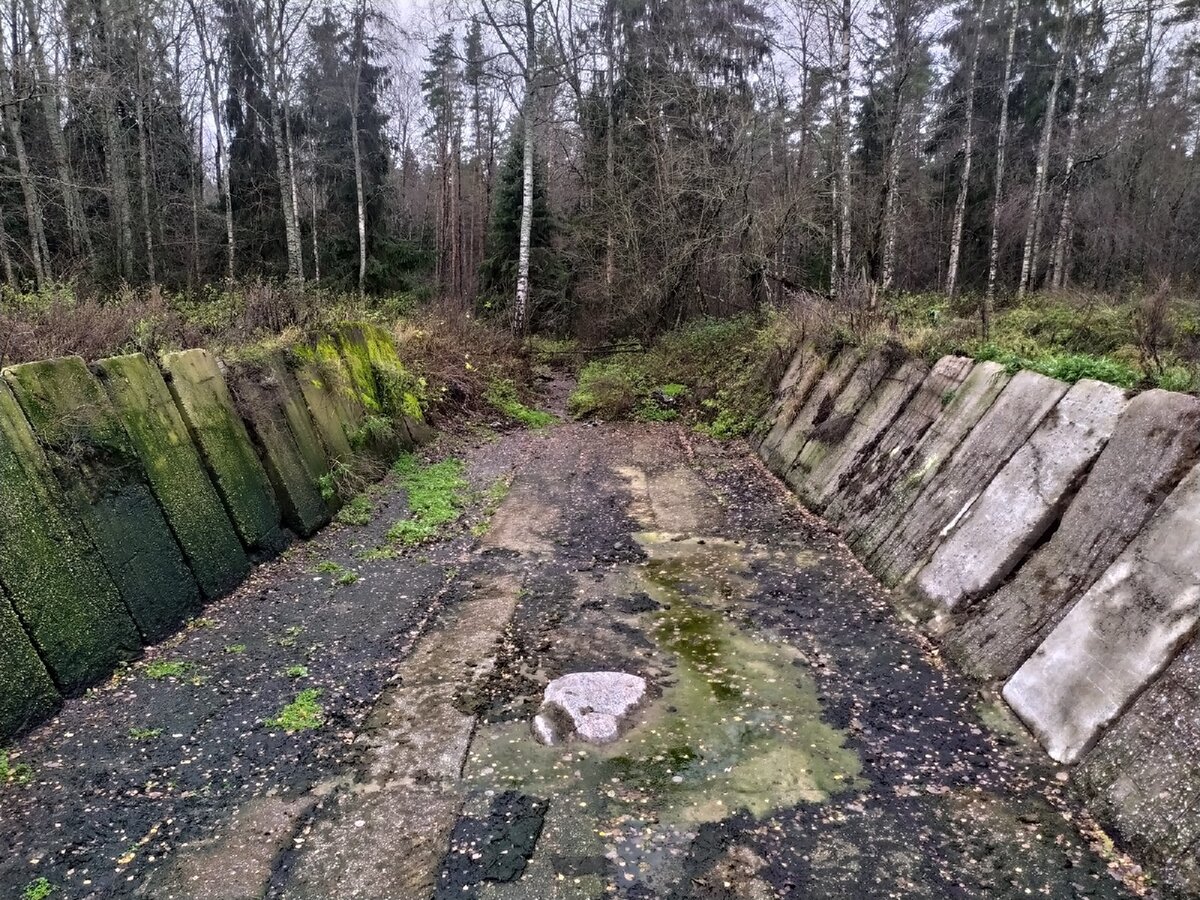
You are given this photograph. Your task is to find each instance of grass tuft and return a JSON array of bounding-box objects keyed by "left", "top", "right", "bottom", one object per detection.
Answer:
[
  {"left": 267, "top": 688, "right": 325, "bottom": 732},
  {"left": 386, "top": 454, "right": 469, "bottom": 545},
  {"left": 484, "top": 378, "right": 556, "bottom": 429}
]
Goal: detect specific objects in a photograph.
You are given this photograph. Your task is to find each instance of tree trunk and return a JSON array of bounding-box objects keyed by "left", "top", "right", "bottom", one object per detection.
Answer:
[
  {"left": 985, "top": 0, "right": 1020, "bottom": 334},
  {"left": 880, "top": 104, "right": 906, "bottom": 293},
  {"left": 837, "top": 0, "right": 852, "bottom": 295},
  {"left": 946, "top": 0, "right": 985, "bottom": 300},
  {"left": 512, "top": 0, "right": 536, "bottom": 335},
  {"left": 0, "top": 35, "right": 49, "bottom": 287},
  {"left": 264, "top": 7, "right": 303, "bottom": 283},
  {"left": 98, "top": 0, "right": 134, "bottom": 280},
  {"left": 1019, "top": 0, "right": 1071, "bottom": 298},
  {"left": 350, "top": 1, "right": 367, "bottom": 295},
  {"left": 604, "top": 0, "right": 616, "bottom": 292},
  {"left": 25, "top": 0, "right": 92, "bottom": 263},
  {"left": 135, "top": 45, "right": 156, "bottom": 286},
  {"left": 1051, "top": 43, "right": 1087, "bottom": 289},
  {"left": 0, "top": 199, "right": 16, "bottom": 288}
]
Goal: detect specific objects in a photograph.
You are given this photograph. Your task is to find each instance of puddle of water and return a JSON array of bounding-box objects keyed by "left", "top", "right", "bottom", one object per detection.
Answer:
[{"left": 462, "top": 531, "right": 861, "bottom": 892}]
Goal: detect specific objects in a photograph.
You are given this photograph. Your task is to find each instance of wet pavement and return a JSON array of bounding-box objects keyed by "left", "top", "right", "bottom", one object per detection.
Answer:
[{"left": 0, "top": 395, "right": 1147, "bottom": 898}]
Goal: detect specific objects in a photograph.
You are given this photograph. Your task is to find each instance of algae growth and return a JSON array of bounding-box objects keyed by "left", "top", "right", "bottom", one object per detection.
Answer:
[{"left": 462, "top": 531, "right": 862, "bottom": 891}]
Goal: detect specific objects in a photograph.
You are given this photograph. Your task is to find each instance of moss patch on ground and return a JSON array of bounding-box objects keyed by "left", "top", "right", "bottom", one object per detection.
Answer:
[
  {"left": 266, "top": 688, "right": 325, "bottom": 732},
  {"left": 484, "top": 378, "right": 556, "bottom": 429},
  {"left": 385, "top": 454, "right": 469, "bottom": 545}
]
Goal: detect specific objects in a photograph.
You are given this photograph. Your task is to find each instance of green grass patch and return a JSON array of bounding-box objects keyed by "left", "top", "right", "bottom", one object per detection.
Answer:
[
  {"left": 1, "top": 749, "right": 33, "bottom": 787},
  {"left": 974, "top": 344, "right": 1140, "bottom": 387},
  {"left": 285, "top": 665, "right": 309, "bottom": 679},
  {"left": 22, "top": 877, "right": 53, "bottom": 900},
  {"left": 385, "top": 454, "right": 469, "bottom": 545},
  {"left": 224, "top": 644, "right": 247, "bottom": 655},
  {"left": 129, "top": 727, "right": 162, "bottom": 741},
  {"left": 484, "top": 378, "right": 556, "bottom": 429},
  {"left": 267, "top": 688, "right": 325, "bottom": 732},
  {"left": 334, "top": 493, "right": 373, "bottom": 526},
  {"left": 144, "top": 660, "right": 195, "bottom": 680},
  {"left": 336, "top": 570, "right": 360, "bottom": 586}
]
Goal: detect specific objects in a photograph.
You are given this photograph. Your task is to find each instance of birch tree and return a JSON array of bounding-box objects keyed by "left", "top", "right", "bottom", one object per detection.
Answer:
[
  {"left": 983, "top": 0, "right": 1020, "bottom": 333},
  {"left": 945, "top": 0, "right": 986, "bottom": 299}
]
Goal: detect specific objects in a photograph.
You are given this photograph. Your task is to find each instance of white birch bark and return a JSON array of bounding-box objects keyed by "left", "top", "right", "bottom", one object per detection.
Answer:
[
  {"left": 985, "top": 0, "right": 1021, "bottom": 332},
  {"left": 946, "top": 0, "right": 985, "bottom": 299}
]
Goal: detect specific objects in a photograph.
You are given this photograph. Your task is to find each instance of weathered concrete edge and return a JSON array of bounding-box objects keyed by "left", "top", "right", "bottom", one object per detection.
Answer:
[{"left": 757, "top": 346, "right": 1200, "bottom": 894}]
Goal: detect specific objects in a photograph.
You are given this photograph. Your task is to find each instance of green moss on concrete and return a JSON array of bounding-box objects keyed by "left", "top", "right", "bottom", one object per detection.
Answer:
[
  {"left": 95, "top": 354, "right": 249, "bottom": 600},
  {"left": 0, "top": 380, "right": 141, "bottom": 693},
  {"left": 358, "top": 322, "right": 432, "bottom": 444},
  {"left": 292, "top": 336, "right": 365, "bottom": 451},
  {"left": 292, "top": 360, "right": 355, "bottom": 464},
  {"left": 229, "top": 361, "right": 330, "bottom": 537},
  {"left": 273, "top": 360, "right": 330, "bottom": 483},
  {"left": 0, "top": 585, "right": 60, "bottom": 740},
  {"left": 3, "top": 358, "right": 200, "bottom": 642},
  {"left": 331, "top": 324, "right": 383, "bottom": 414},
  {"left": 160, "top": 349, "right": 284, "bottom": 554}
]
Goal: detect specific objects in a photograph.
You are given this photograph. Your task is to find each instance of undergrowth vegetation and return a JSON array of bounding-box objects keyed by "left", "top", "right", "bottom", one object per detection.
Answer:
[
  {"left": 568, "top": 311, "right": 807, "bottom": 437},
  {"left": 386, "top": 454, "right": 469, "bottom": 545}
]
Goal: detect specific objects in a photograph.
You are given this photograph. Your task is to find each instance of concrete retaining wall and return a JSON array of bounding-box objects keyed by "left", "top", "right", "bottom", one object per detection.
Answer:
[
  {"left": 0, "top": 322, "right": 426, "bottom": 743},
  {"left": 758, "top": 345, "right": 1200, "bottom": 893}
]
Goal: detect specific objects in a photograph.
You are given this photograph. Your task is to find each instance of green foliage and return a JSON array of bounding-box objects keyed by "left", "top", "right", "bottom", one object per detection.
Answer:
[
  {"left": 144, "top": 660, "right": 194, "bottom": 680},
  {"left": 349, "top": 414, "right": 397, "bottom": 451},
  {"left": 974, "top": 344, "right": 1140, "bottom": 387},
  {"left": 267, "top": 689, "right": 325, "bottom": 732},
  {"left": 285, "top": 665, "right": 310, "bottom": 679},
  {"left": 334, "top": 493, "right": 374, "bottom": 526},
  {"left": 386, "top": 454, "right": 468, "bottom": 544},
  {"left": 1, "top": 749, "right": 33, "bottom": 786},
  {"left": 225, "top": 644, "right": 247, "bottom": 654},
  {"left": 484, "top": 378, "right": 556, "bottom": 428},
  {"left": 568, "top": 313, "right": 800, "bottom": 437},
  {"left": 129, "top": 727, "right": 163, "bottom": 741},
  {"left": 22, "top": 877, "right": 53, "bottom": 900},
  {"left": 1155, "top": 366, "right": 1197, "bottom": 392},
  {"left": 315, "top": 560, "right": 343, "bottom": 573}
]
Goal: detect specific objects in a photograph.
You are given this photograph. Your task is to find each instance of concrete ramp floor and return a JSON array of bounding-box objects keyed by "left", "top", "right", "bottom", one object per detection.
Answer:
[{"left": 0, "top": 420, "right": 1142, "bottom": 899}]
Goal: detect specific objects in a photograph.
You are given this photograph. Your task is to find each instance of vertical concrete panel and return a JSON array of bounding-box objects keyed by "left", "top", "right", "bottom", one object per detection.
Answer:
[
  {"left": 785, "top": 348, "right": 897, "bottom": 497},
  {"left": 947, "top": 389, "right": 1200, "bottom": 681},
  {"left": 865, "top": 369, "right": 1067, "bottom": 587},
  {"left": 824, "top": 355, "right": 975, "bottom": 530},
  {"left": 761, "top": 347, "right": 861, "bottom": 475},
  {"left": 0, "top": 583, "right": 60, "bottom": 740},
  {"left": 0, "top": 380, "right": 140, "bottom": 692},
  {"left": 96, "top": 353, "right": 250, "bottom": 601},
  {"left": 293, "top": 335, "right": 366, "bottom": 456},
  {"left": 4, "top": 357, "right": 201, "bottom": 640},
  {"left": 229, "top": 360, "right": 331, "bottom": 537},
  {"left": 161, "top": 349, "right": 285, "bottom": 554},
  {"left": 1075, "top": 637, "right": 1200, "bottom": 897},
  {"left": 1003, "top": 459, "right": 1200, "bottom": 764},
  {"left": 754, "top": 345, "right": 827, "bottom": 453},
  {"left": 847, "top": 361, "right": 1009, "bottom": 562},
  {"left": 795, "top": 357, "right": 928, "bottom": 512},
  {"left": 914, "top": 379, "right": 1127, "bottom": 610}
]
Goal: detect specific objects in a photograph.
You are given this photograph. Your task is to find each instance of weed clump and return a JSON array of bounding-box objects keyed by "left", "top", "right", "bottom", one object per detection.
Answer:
[
  {"left": 144, "top": 660, "right": 195, "bottom": 681},
  {"left": 1, "top": 749, "right": 32, "bottom": 787},
  {"left": 385, "top": 454, "right": 469, "bottom": 545},
  {"left": 334, "top": 494, "right": 373, "bottom": 526},
  {"left": 267, "top": 688, "right": 325, "bottom": 732},
  {"left": 484, "top": 378, "right": 556, "bottom": 429},
  {"left": 21, "top": 877, "right": 53, "bottom": 900}
]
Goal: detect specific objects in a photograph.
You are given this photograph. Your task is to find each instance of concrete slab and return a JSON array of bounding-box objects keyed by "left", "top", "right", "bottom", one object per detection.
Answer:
[
  {"left": 1003, "top": 459, "right": 1200, "bottom": 764},
  {"left": 1075, "top": 636, "right": 1200, "bottom": 897},
  {"left": 824, "top": 355, "right": 975, "bottom": 530},
  {"left": 865, "top": 369, "right": 1067, "bottom": 587},
  {"left": 785, "top": 348, "right": 897, "bottom": 497},
  {"left": 274, "top": 361, "right": 331, "bottom": 482},
  {"left": 96, "top": 353, "right": 249, "bottom": 601},
  {"left": 292, "top": 335, "right": 365, "bottom": 455},
  {"left": 4, "top": 357, "right": 201, "bottom": 640},
  {"left": 795, "top": 357, "right": 928, "bottom": 512},
  {"left": 849, "top": 360, "right": 1010, "bottom": 562},
  {"left": 915, "top": 379, "right": 1127, "bottom": 610},
  {"left": 0, "top": 379, "right": 140, "bottom": 692},
  {"left": 754, "top": 345, "right": 827, "bottom": 453},
  {"left": 761, "top": 347, "right": 861, "bottom": 475},
  {"left": 230, "top": 361, "right": 330, "bottom": 537},
  {"left": 947, "top": 389, "right": 1200, "bottom": 681},
  {"left": 0, "top": 584, "right": 60, "bottom": 740},
  {"left": 161, "top": 349, "right": 284, "bottom": 554}
]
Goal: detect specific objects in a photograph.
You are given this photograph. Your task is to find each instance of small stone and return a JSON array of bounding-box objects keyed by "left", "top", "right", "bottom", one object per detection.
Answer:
[{"left": 531, "top": 672, "right": 648, "bottom": 746}]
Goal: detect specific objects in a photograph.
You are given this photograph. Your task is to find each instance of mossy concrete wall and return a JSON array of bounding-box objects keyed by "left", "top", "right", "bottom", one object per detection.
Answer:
[
  {"left": 162, "top": 349, "right": 285, "bottom": 554},
  {"left": 229, "top": 359, "right": 330, "bottom": 537},
  {"left": 0, "top": 325, "right": 427, "bottom": 743},
  {"left": 0, "top": 379, "right": 141, "bottom": 692},
  {"left": 96, "top": 354, "right": 250, "bottom": 601},
  {"left": 4, "top": 357, "right": 202, "bottom": 640},
  {"left": 759, "top": 346, "right": 1200, "bottom": 894}
]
